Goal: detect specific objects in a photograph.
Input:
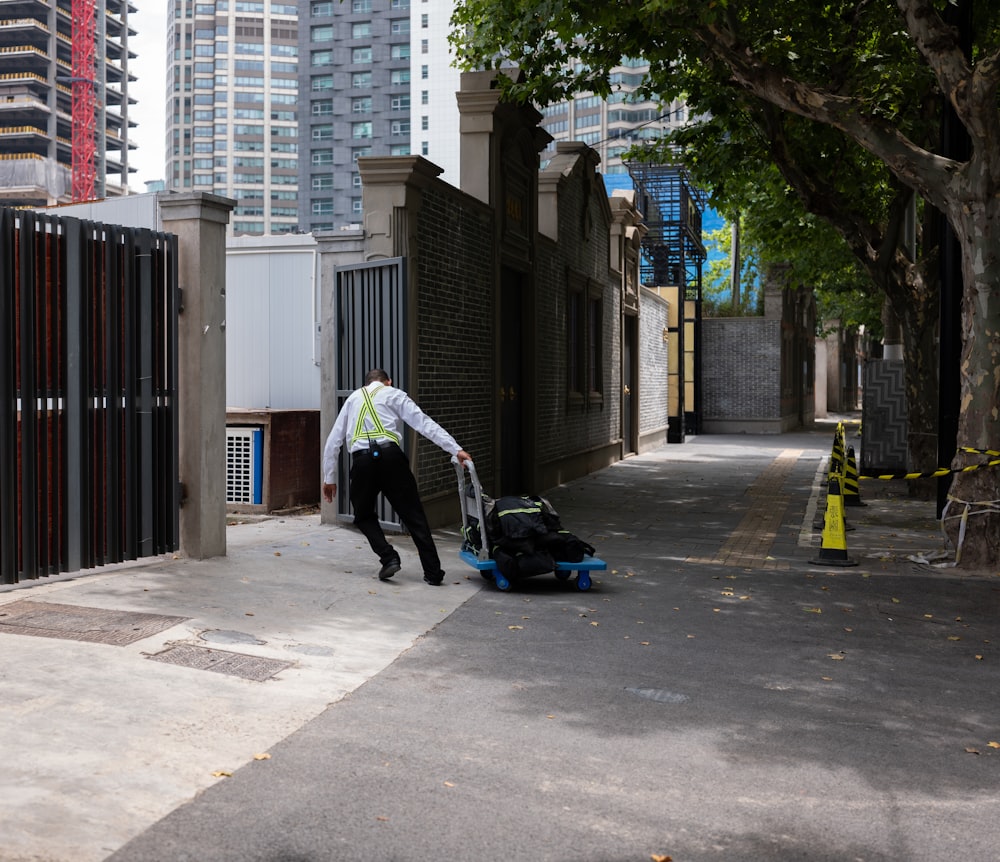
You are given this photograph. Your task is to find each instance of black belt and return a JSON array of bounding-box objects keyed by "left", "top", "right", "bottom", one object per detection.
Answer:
[{"left": 352, "top": 441, "right": 400, "bottom": 462}]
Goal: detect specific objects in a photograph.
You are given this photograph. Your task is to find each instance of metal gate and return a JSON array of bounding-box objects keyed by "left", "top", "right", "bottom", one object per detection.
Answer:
[
  {"left": 334, "top": 258, "right": 407, "bottom": 530},
  {"left": 0, "top": 209, "right": 179, "bottom": 584}
]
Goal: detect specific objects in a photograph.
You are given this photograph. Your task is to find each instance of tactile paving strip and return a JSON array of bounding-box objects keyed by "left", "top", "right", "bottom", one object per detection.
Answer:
[
  {"left": 0, "top": 600, "right": 188, "bottom": 646},
  {"left": 146, "top": 644, "right": 294, "bottom": 681}
]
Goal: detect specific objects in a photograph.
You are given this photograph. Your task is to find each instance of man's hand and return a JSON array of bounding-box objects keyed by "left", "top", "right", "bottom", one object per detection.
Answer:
[
  {"left": 455, "top": 450, "right": 472, "bottom": 466},
  {"left": 322, "top": 482, "right": 336, "bottom": 503}
]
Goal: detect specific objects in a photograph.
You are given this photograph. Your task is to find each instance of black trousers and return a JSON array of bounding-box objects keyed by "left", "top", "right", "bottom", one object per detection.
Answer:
[{"left": 349, "top": 444, "right": 442, "bottom": 577}]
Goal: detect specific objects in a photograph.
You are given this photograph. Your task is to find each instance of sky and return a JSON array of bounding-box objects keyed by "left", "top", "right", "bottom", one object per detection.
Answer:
[{"left": 127, "top": 4, "right": 168, "bottom": 189}]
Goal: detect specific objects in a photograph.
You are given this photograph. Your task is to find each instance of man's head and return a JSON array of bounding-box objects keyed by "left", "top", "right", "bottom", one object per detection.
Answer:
[{"left": 365, "top": 369, "right": 391, "bottom": 385}]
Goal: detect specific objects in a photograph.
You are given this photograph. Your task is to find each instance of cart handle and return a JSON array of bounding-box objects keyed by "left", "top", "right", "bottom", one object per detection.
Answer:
[{"left": 451, "top": 456, "right": 490, "bottom": 562}]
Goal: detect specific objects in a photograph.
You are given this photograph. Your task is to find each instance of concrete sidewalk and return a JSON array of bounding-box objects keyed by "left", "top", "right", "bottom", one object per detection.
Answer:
[
  {"left": 0, "top": 514, "right": 481, "bottom": 862},
  {"left": 0, "top": 418, "right": 983, "bottom": 862}
]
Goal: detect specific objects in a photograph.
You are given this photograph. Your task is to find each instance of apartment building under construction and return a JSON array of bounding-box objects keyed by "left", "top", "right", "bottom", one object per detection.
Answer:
[{"left": 0, "top": 0, "right": 137, "bottom": 207}]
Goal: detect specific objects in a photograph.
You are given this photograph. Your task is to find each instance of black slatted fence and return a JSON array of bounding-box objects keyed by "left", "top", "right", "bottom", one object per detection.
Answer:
[{"left": 0, "top": 208, "right": 179, "bottom": 583}]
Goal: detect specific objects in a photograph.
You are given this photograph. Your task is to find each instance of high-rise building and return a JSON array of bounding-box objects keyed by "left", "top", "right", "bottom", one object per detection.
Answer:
[
  {"left": 166, "top": 0, "right": 299, "bottom": 236},
  {"left": 0, "top": 0, "right": 137, "bottom": 207},
  {"left": 298, "top": 0, "right": 417, "bottom": 233},
  {"left": 539, "top": 59, "right": 690, "bottom": 188}
]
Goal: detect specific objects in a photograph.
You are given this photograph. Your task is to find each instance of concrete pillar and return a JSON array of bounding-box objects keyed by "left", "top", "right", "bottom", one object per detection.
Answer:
[
  {"left": 159, "top": 192, "right": 234, "bottom": 559},
  {"left": 314, "top": 229, "right": 366, "bottom": 526}
]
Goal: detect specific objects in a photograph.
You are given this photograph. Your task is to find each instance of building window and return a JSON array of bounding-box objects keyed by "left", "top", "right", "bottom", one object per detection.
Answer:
[
  {"left": 352, "top": 22, "right": 371, "bottom": 38},
  {"left": 312, "top": 125, "right": 333, "bottom": 141},
  {"left": 351, "top": 0, "right": 372, "bottom": 10},
  {"left": 420, "top": 39, "right": 428, "bottom": 54},
  {"left": 391, "top": 19, "right": 410, "bottom": 35},
  {"left": 390, "top": 95, "right": 410, "bottom": 111},
  {"left": 312, "top": 1, "right": 334, "bottom": 13},
  {"left": 390, "top": 120, "right": 410, "bottom": 136},
  {"left": 421, "top": 65, "right": 428, "bottom": 79},
  {"left": 352, "top": 96, "right": 372, "bottom": 113},
  {"left": 421, "top": 90, "right": 428, "bottom": 105},
  {"left": 421, "top": 13, "right": 428, "bottom": 27},
  {"left": 391, "top": 70, "right": 410, "bottom": 85},
  {"left": 421, "top": 141, "right": 428, "bottom": 155},
  {"left": 567, "top": 276, "right": 604, "bottom": 404},
  {"left": 311, "top": 50, "right": 332, "bottom": 67},
  {"left": 312, "top": 201, "right": 334, "bottom": 216},
  {"left": 352, "top": 147, "right": 372, "bottom": 161},
  {"left": 352, "top": 71, "right": 372, "bottom": 88},
  {"left": 352, "top": 121, "right": 373, "bottom": 139},
  {"left": 390, "top": 0, "right": 409, "bottom": 7},
  {"left": 391, "top": 144, "right": 411, "bottom": 155},
  {"left": 312, "top": 100, "right": 334, "bottom": 116},
  {"left": 311, "top": 25, "right": 333, "bottom": 42},
  {"left": 352, "top": 47, "right": 373, "bottom": 63},
  {"left": 421, "top": 115, "right": 428, "bottom": 131},
  {"left": 311, "top": 75, "right": 334, "bottom": 92},
  {"left": 312, "top": 175, "right": 334, "bottom": 191},
  {"left": 391, "top": 44, "right": 410, "bottom": 60},
  {"left": 352, "top": 198, "right": 363, "bottom": 213},
  {"left": 352, "top": 173, "right": 363, "bottom": 187}
]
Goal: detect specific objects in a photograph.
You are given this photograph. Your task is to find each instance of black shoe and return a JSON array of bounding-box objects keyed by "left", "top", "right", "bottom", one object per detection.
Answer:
[
  {"left": 379, "top": 558, "right": 401, "bottom": 581},
  {"left": 423, "top": 571, "right": 444, "bottom": 586}
]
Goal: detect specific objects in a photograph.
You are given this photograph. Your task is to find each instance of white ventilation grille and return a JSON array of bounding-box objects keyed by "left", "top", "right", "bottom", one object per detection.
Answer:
[{"left": 226, "top": 428, "right": 257, "bottom": 504}]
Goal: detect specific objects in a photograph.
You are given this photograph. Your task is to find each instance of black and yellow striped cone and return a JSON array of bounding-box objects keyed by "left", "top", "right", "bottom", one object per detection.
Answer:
[
  {"left": 843, "top": 445, "right": 866, "bottom": 507},
  {"left": 809, "top": 475, "right": 858, "bottom": 567},
  {"left": 829, "top": 427, "right": 845, "bottom": 481}
]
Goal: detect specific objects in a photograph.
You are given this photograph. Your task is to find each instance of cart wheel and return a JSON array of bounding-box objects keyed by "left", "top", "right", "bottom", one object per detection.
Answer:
[
  {"left": 554, "top": 570, "right": 571, "bottom": 580},
  {"left": 575, "top": 572, "right": 591, "bottom": 591},
  {"left": 494, "top": 571, "right": 511, "bottom": 591}
]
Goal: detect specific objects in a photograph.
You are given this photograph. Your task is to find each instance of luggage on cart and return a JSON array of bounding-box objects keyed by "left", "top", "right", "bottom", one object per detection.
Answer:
[{"left": 453, "top": 457, "right": 605, "bottom": 591}]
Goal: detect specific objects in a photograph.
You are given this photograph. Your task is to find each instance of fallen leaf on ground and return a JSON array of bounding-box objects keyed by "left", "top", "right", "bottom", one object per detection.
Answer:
[
  {"left": 253, "top": 753, "right": 271, "bottom": 761},
  {"left": 508, "top": 625, "right": 523, "bottom": 631},
  {"left": 966, "top": 747, "right": 981, "bottom": 755},
  {"left": 827, "top": 653, "right": 845, "bottom": 660},
  {"left": 804, "top": 607, "right": 822, "bottom": 614},
  {"left": 650, "top": 854, "right": 673, "bottom": 862},
  {"left": 211, "top": 770, "right": 232, "bottom": 778},
  {"left": 988, "top": 742, "right": 1000, "bottom": 749}
]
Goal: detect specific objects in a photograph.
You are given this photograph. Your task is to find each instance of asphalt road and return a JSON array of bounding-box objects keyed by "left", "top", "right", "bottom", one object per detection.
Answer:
[{"left": 104, "top": 429, "right": 1000, "bottom": 862}]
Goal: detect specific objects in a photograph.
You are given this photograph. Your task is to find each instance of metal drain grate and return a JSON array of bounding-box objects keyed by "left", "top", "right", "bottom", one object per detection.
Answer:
[
  {"left": 147, "top": 644, "right": 294, "bottom": 681},
  {"left": 0, "top": 600, "right": 188, "bottom": 646}
]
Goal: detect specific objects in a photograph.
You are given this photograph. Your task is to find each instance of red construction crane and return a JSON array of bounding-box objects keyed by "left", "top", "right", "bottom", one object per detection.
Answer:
[{"left": 70, "top": 0, "right": 97, "bottom": 202}]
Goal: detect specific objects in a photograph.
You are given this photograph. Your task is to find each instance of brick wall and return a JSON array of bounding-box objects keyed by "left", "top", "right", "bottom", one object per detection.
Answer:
[
  {"left": 533, "top": 164, "right": 622, "bottom": 487},
  {"left": 411, "top": 184, "right": 496, "bottom": 501},
  {"left": 640, "top": 288, "right": 669, "bottom": 440},
  {"left": 701, "top": 317, "right": 782, "bottom": 431}
]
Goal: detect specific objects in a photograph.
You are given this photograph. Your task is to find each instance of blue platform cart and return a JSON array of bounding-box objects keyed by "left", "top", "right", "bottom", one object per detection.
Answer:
[{"left": 452, "top": 457, "right": 607, "bottom": 591}]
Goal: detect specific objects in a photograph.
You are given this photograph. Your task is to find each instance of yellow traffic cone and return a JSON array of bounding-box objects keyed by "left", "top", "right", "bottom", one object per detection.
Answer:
[
  {"left": 809, "top": 475, "right": 858, "bottom": 567},
  {"left": 843, "top": 445, "right": 866, "bottom": 507}
]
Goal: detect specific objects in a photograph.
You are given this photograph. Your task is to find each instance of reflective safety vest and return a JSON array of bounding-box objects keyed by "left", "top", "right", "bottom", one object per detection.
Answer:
[{"left": 351, "top": 384, "right": 401, "bottom": 447}]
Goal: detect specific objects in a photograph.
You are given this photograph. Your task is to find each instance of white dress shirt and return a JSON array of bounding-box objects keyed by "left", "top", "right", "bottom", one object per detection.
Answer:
[{"left": 322, "top": 382, "right": 462, "bottom": 484}]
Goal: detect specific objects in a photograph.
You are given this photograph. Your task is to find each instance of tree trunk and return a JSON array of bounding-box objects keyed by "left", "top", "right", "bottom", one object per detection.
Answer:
[
  {"left": 887, "top": 257, "right": 939, "bottom": 501},
  {"left": 943, "top": 200, "right": 1000, "bottom": 568}
]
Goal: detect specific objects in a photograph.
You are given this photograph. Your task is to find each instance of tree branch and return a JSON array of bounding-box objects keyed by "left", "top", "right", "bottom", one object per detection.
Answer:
[{"left": 697, "top": 24, "right": 960, "bottom": 216}]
